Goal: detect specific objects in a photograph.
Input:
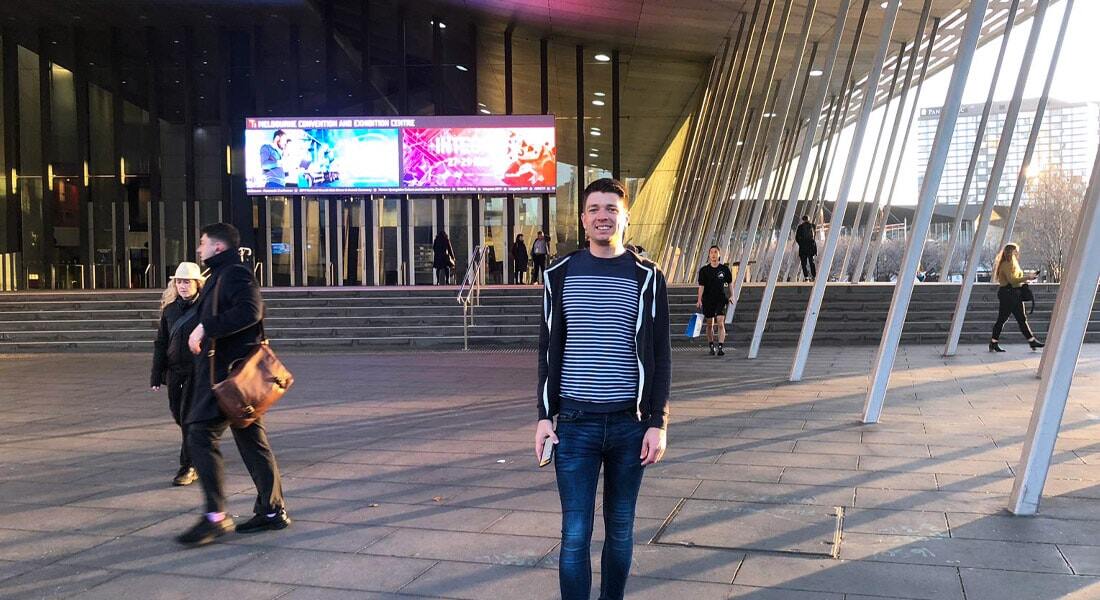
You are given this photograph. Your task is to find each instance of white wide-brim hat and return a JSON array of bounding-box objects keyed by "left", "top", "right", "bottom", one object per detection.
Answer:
[{"left": 169, "top": 262, "right": 206, "bottom": 282}]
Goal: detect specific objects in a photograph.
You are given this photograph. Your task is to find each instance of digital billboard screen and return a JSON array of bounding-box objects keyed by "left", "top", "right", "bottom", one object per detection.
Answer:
[{"left": 244, "top": 115, "right": 556, "bottom": 195}]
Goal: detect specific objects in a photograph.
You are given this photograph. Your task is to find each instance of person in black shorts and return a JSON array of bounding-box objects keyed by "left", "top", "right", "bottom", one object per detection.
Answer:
[{"left": 696, "top": 245, "right": 732, "bottom": 356}]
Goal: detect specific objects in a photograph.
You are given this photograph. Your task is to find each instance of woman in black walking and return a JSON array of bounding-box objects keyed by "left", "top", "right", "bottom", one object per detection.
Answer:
[
  {"left": 511, "top": 234, "right": 529, "bottom": 284},
  {"left": 989, "top": 243, "right": 1045, "bottom": 352},
  {"left": 433, "top": 231, "right": 456, "bottom": 284},
  {"left": 150, "top": 262, "right": 205, "bottom": 486}
]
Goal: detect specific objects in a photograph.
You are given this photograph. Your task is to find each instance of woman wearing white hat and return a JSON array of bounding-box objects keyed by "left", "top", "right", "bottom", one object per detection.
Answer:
[{"left": 150, "top": 262, "right": 207, "bottom": 486}]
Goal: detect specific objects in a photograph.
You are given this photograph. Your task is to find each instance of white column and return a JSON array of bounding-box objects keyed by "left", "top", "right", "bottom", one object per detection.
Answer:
[
  {"left": 789, "top": 0, "right": 902, "bottom": 381},
  {"left": 1009, "top": 141, "right": 1100, "bottom": 515},
  {"left": 862, "top": 0, "right": 992, "bottom": 423}
]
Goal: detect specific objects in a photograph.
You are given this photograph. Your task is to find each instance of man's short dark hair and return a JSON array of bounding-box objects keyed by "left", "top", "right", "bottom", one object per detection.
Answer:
[
  {"left": 709, "top": 245, "right": 721, "bottom": 252},
  {"left": 201, "top": 222, "right": 241, "bottom": 249},
  {"left": 273, "top": 129, "right": 286, "bottom": 140},
  {"left": 801, "top": 215, "right": 809, "bottom": 221},
  {"left": 582, "top": 178, "right": 629, "bottom": 209}
]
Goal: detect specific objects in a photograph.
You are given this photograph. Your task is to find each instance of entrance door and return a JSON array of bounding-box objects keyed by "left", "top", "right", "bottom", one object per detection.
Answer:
[
  {"left": 410, "top": 197, "right": 436, "bottom": 285},
  {"left": 376, "top": 196, "right": 402, "bottom": 285},
  {"left": 303, "top": 198, "right": 328, "bottom": 286},
  {"left": 340, "top": 198, "right": 364, "bottom": 286},
  {"left": 481, "top": 197, "right": 505, "bottom": 284},
  {"left": 268, "top": 197, "right": 294, "bottom": 286}
]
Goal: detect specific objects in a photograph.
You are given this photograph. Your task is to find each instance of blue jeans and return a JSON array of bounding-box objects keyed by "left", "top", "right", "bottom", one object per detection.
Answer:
[{"left": 554, "top": 409, "right": 646, "bottom": 600}]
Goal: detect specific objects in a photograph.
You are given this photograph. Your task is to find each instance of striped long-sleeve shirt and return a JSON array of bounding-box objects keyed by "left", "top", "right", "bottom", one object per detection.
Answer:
[{"left": 559, "top": 250, "right": 639, "bottom": 413}]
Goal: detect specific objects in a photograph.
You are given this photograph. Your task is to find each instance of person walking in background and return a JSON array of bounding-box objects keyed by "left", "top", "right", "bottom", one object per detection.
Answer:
[
  {"left": 150, "top": 262, "right": 205, "bottom": 487},
  {"left": 531, "top": 230, "right": 550, "bottom": 283},
  {"left": 178, "top": 222, "right": 289, "bottom": 547},
  {"left": 433, "top": 231, "right": 456, "bottom": 285},
  {"left": 512, "top": 233, "right": 529, "bottom": 284},
  {"left": 534, "top": 178, "right": 670, "bottom": 600},
  {"left": 795, "top": 215, "right": 817, "bottom": 280},
  {"left": 989, "top": 243, "right": 1045, "bottom": 353},
  {"left": 696, "top": 245, "right": 732, "bottom": 356}
]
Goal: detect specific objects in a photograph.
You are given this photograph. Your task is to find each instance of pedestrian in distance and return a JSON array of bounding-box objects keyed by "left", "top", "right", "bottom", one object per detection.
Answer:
[
  {"left": 989, "top": 243, "right": 1045, "bottom": 353},
  {"left": 177, "top": 222, "right": 289, "bottom": 547},
  {"left": 150, "top": 262, "right": 205, "bottom": 487},
  {"left": 531, "top": 230, "right": 550, "bottom": 283},
  {"left": 512, "top": 233, "right": 529, "bottom": 284},
  {"left": 433, "top": 230, "right": 456, "bottom": 285},
  {"left": 696, "top": 245, "right": 732, "bottom": 356},
  {"left": 795, "top": 215, "right": 818, "bottom": 280},
  {"left": 534, "top": 177, "right": 671, "bottom": 600}
]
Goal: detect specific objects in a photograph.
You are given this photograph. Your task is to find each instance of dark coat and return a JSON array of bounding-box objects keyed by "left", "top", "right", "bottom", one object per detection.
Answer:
[
  {"left": 512, "top": 241, "right": 529, "bottom": 270},
  {"left": 795, "top": 222, "right": 817, "bottom": 256},
  {"left": 150, "top": 296, "right": 200, "bottom": 387},
  {"left": 188, "top": 249, "right": 264, "bottom": 424},
  {"left": 433, "top": 236, "right": 456, "bottom": 269}
]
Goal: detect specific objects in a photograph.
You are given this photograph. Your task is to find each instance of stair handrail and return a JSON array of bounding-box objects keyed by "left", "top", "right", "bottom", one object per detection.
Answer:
[{"left": 457, "top": 245, "right": 489, "bottom": 350}]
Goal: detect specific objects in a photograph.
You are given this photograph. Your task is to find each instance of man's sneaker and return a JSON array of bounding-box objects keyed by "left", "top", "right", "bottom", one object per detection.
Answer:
[
  {"left": 172, "top": 467, "right": 197, "bottom": 487},
  {"left": 176, "top": 516, "right": 234, "bottom": 547},
  {"left": 717, "top": 346, "right": 725, "bottom": 356},
  {"left": 236, "top": 510, "right": 291, "bottom": 534},
  {"left": 708, "top": 344, "right": 716, "bottom": 356}
]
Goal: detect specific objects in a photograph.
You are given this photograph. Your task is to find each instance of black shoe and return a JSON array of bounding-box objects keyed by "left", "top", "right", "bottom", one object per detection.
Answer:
[
  {"left": 1029, "top": 339, "right": 1045, "bottom": 350},
  {"left": 989, "top": 341, "right": 1006, "bottom": 353},
  {"left": 717, "top": 346, "right": 725, "bottom": 356},
  {"left": 176, "top": 516, "right": 234, "bottom": 547},
  {"left": 236, "top": 510, "right": 291, "bottom": 534},
  {"left": 708, "top": 344, "right": 716, "bottom": 356},
  {"left": 172, "top": 467, "right": 196, "bottom": 487}
]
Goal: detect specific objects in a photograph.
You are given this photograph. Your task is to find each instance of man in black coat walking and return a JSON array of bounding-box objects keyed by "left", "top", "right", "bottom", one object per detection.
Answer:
[
  {"left": 177, "top": 222, "right": 289, "bottom": 547},
  {"left": 795, "top": 215, "right": 818, "bottom": 280}
]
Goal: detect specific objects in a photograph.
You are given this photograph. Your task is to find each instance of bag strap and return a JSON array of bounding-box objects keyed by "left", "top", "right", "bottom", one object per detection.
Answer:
[
  {"left": 208, "top": 274, "right": 224, "bottom": 387},
  {"left": 167, "top": 304, "right": 199, "bottom": 342}
]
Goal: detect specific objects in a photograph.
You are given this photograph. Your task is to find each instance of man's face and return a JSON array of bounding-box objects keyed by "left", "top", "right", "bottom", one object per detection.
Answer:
[
  {"left": 708, "top": 248, "right": 720, "bottom": 263},
  {"left": 582, "top": 192, "right": 628, "bottom": 246},
  {"left": 197, "top": 234, "right": 226, "bottom": 263},
  {"left": 274, "top": 135, "right": 287, "bottom": 150}
]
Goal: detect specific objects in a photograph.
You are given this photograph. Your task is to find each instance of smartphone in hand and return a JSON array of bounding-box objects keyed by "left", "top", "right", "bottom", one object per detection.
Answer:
[{"left": 539, "top": 437, "right": 555, "bottom": 468}]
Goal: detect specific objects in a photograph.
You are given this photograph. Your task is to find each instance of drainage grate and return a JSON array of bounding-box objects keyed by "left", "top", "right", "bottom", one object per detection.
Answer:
[{"left": 650, "top": 498, "right": 844, "bottom": 559}]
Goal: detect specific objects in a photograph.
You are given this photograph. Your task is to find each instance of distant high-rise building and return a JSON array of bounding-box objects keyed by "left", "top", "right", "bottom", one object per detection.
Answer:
[{"left": 917, "top": 99, "right": 1100, "bottom": 206}]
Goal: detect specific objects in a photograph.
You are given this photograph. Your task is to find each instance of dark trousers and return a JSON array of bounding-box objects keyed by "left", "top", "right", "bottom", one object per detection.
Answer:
[
  {"left": 554, "top": 409, "right": 646, "bottom": 600},
  {"left": 165, "top": 370, "right": 193, "bottom": 470},
  {"left": 188, "top": 417, "right": 285, "bottom": 515},
  {"left": 513, "top": 264, "right": 527, "bottom": 284},
  {"left": 435, "top": 267, "right": 451, "bottom": 285},
  {"left": 799, "top": 253, "right": 817, "bottom": 279},
  {"left": 532, "top": 254, "right": 547, "bottom": 283},
  {"left": 993, "top": 286, "right": 1034, "bottom": 340}
]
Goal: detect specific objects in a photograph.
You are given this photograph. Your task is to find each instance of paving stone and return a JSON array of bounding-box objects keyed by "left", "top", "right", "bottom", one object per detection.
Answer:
[
  {"left": 0, "top": 528, "right": 112, "bottom": 562},
  {"left": 733, "top": 553, "right": 964, "bottom": 599},
  {"left": 59, "top": 534, "right": 267, "bottom": 577},
  {"left": 959, "top": 567, "right": 1100, "bottom": 600},
  {"left": 694, "top": 480, "right": 855, "bottom": 507},
  {"left": 839, "top": 532, "right": 1071, "bottom": 573},
  {"left": 400, "top": 561, "right": 561, "bottom": 599},
  {"left": 658, "top": 499, "right": 840, "bottom": 556},
  {"left": 0, "top": 563, "right": 119, "bottom": 600},
  {"left": 74, "top": 572, "right": 292, "bottom": 600},
  {"left": 231, "top": 547, "right": 435, "bottom": 591},
  {"left": 1058, "top": 544, "right": 1100, "bottom": 576},
  {"left": 363, "top": 528, "right": 558, "bottom": 566}
]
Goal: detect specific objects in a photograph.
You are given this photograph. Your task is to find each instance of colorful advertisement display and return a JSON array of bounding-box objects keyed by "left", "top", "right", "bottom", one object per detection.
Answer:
[{"left": 245, "top": 115, "right": 555, "bottom": 195}]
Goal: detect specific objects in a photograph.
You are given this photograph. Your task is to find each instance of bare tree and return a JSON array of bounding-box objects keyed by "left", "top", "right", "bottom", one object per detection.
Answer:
[{"left": 1014, "top": 168, "right": 1087, "bottom": 282}]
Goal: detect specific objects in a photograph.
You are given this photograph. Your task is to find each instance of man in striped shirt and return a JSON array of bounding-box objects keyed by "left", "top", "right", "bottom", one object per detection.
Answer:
[{"left": 535, "top": 178, "right": 671, "bottom": 600}]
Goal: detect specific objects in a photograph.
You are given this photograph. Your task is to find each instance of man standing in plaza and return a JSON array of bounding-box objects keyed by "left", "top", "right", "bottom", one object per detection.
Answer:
[
  {"left": 534, "top": 178, "right": 671, "bottom": 600},
  {"left": 795, "top": 215, "right": 818, "bottom": 280},
  {"left": 696, "top": 245, "right": 732, "bottom": 356},
  {"left": 178, "top": 222, "right": 289, "bottom": 547}
]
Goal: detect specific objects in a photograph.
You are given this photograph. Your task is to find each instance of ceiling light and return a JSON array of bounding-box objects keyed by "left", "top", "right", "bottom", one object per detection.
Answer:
[
  {"left": 763, "top": 113, "right": 777, "bottom": 118},
  {"left": 590, "top": 130, "right": 602, "bottom": 136},
  {"left": 479, "top": 108, "right": 491, "bottom": 114},
  {"left": 439, "top": 22, "right": 447, "bottom": 29},
  {"left": 589, "top": 153, "right": 599, "bottom": 158},
  {"left": 593, "top": 92, "right": 606, "bottom": 97},
  {"left": 592, "top": 100, "right": 605, "bottom": 106},
  {"left": 594, "top": 54, "right": 611, "bottom": 62},
  {"left": 456, "top": 65, "right": 468, "bottom": 72},
  {"left": 809, "top": 69, "right": 824, "bottom": 77}
]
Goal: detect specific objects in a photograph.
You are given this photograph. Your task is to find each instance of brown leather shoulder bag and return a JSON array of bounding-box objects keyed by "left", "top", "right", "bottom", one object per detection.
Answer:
[{"left": 208, "top": 272, "right": 294, "bottom": 429}]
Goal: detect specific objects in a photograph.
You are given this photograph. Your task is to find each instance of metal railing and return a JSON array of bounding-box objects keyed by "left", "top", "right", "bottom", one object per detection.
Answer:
[
  {"left": 143, "top": 263, "right": 155, "bottom": 288},
  {"left": 457, "top": 245, "right": 490, "bottom": 351},
  {"left": 253, "top": 261, "right": 264, "bottom": 284}
]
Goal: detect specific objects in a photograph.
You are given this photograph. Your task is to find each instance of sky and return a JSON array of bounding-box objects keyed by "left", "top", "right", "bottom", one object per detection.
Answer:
[{"left": 820, "top": 0, "right": 1099, "bottom": 206}]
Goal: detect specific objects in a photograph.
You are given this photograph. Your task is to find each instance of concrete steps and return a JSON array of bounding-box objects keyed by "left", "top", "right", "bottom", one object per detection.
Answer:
[{"left": 0, "top": 283, "right": 1096, "bottom": 352}]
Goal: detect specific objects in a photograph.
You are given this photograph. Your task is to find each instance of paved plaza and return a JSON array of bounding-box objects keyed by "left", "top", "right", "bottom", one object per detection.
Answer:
[{"left": 1, "top": 344, "right": 1100, "bottom": 599}]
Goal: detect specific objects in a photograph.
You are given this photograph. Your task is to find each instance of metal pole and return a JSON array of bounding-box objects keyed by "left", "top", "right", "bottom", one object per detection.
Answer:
[
  {"left": 864, "top": 16, "right": 942, "bottom": 282},
  {"left": 713, "top": 0, "right": 799, "bottom": 268},
  {"left": 685, "top": 0, "right": 784, "bottom": 281},
  {"left": 851, "top": 0, "right": 933, "bottom": 282},
  {"left": 789, "top": 0, "right": 902, "bottom": 381},
  {"left": 729, "top": 4, "right": 819, "bottom": 314},
  {"left": 939, "top": 0, "right": 1023, "bottom": 280},
  {"left": 1009, "top": 140, "right": 1100, "bottom": 515},
  {"left": 944, "top": 0, "right": 1050, "bottom": 357},
  {"left": 665, "top": 32, "right": 741, "bottom": 273},
  {"left": 839, "top": 43, "right": 906, "bottom": 282},
  {"left": 751, "top": 0, "right": 853, "bottom": 357},
  {"left": 1001, "top": 0, "right": 1074, "bottom": 247},
  {"left": 863, "top": 0, "right": 992, "bottom": 423}
]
